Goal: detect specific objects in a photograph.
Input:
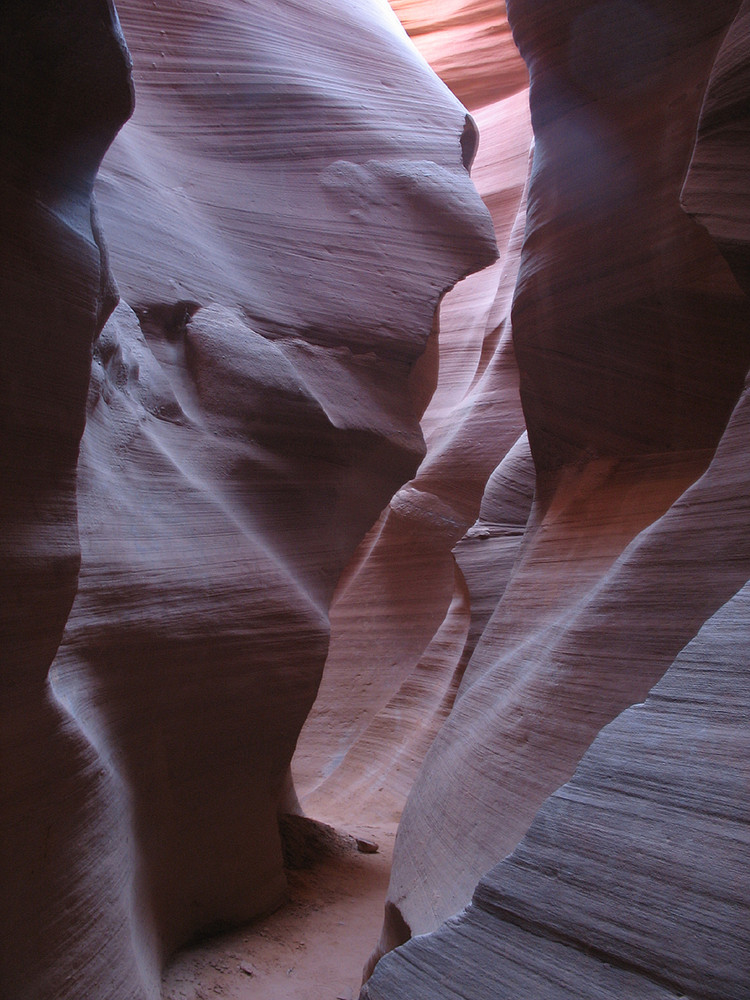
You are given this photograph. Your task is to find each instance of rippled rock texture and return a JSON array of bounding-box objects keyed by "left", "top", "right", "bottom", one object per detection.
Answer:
[
  {"left": 364, "top": 580, "right": 750, "bottom": 1000},
  {"left": 293, "top": 0, "right": 532, "bottom": 852},
  {"left": 1, "top": 2, "right": 495, "bottom": 997},
  {"left": 364, "top": 1, "right": 750, "bottom": 996},
  {"left": 5, "top": 1, "right": 750, "bottom": 998},
  {"left": 0, "top": 4, "right": 136, "bottom": 998},
  {"left": 389, "top": 0, "right": 528, "bottom": 109}
]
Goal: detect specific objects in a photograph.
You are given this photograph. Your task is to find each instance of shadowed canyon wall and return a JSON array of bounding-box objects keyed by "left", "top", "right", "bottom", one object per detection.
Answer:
[
  {"left": 1, "top": 2, "right": 495, "bottom": 997},
  {"left": 0, "top": 5, "right": 140, "bottom": 998}
]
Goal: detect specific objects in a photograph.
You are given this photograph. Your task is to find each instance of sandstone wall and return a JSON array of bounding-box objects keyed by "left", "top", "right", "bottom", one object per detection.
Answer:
[
  {"left": 4, "top": 3, "right": 749, "bottom": 998},
  {"left": 364, "top": 1, "right": 750, "bottom": 995},
  {"left": 293, "top": 0, "right": 532, "bottom": 840},
  {"left": 0, "top": 5, "right": 141, "bottom": 998},
  {"left": 1, "top": 2, "right": 496, "bottom": 996}
]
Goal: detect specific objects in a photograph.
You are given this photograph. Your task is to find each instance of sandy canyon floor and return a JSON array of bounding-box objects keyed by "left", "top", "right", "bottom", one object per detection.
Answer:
[{"left": 162, "top": 817, "right": 395, "bottom": 1000}]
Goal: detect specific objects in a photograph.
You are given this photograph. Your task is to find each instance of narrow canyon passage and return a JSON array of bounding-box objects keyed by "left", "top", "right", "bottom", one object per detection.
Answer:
[{"left": 2, "top": 2, "right": 749, "bottom": 1000}]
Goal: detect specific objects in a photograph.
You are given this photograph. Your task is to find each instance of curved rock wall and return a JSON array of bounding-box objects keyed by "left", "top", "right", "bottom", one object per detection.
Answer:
[
  {"left": 0, "top": 5, "right": 139, "bottom": 999},
  {"left": 1, "top": 2, "right": 496, "bottom": 997},
  {"left": 388, "top": 0, "right": 528, "bottom": 109},
  {"left": 5, "top": 2, "right": 749, "bottom": 998},
  {"left": 364, "top": 577, "right": 750, "bottom": 999},
  {"left": 293, "top": 0, "right": 532, "bottom": 835},
  {"left": 365, "top": 0, "right": 750, "bottom": 995},
  {"left": 510, "top": 0, "right": 749, "bottom": 476},
  {"left": 682, "top": 0, "right": 750, "bottom": 292}
]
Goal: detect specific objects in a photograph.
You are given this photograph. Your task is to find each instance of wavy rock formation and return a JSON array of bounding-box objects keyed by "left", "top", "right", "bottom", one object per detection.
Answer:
[
  {"left": 363, "top": 577, "right": 750, "bottom": 999},
  {"left": 682, "top": 0, "right": 750, "bottom": 291},
  {"left": 6, "top": 2, "right": 749, "bottom": 998},
  {"left": 452, "top": 431, "right": 535, "bottom": 662},
  {"left": 0, "top": 1, "right": 498, "bottom": 997},
  {"left": 293, "top": 0, "right": 532, "bottom": 841},
  {"left": 0, "top": 4, "right": 136, "bottom": 998},
  {"left": 364, "top": 0, "right": 750, "bottom": 994},
  {"left": 388, "top": 0, "right": 528, "bottom": 109}
]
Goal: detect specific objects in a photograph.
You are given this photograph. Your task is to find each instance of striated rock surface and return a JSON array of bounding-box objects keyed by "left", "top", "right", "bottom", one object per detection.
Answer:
[
  {"left": 95, "top": 0, "right": 496, "bottom": 359},
  {"left": 2, "top": 1, "right": 497, "bottom": 997},
  {"left": 0, "top": 0, "right": 131, "bottom": 698},
  {"left": 6, "top": 2, "right": 750, "bottom": 998},
  {"left": 366, "top": 352, "right": 750, "bottom": 996},
  {"left": 510, "top": 0, "right": 750, "bottom": 476},
  {"left": 452, "top": 432, "right": 535, "bottom": 660},
  {"left": 0, "top": 4, "right": 137, "bottom": 999},
  {"left": 388, "top": 0, "right": 528, "bottom": 110},
  {"left": 682, "top": 0, "right": 750, "bottom": 293},
  {"left": 363, "top": 575, "right": 750, "bottom": 999},
  {"left": 292, "top": 1, "right": 532, "bottom": 834},
  {"left": 372, "top": 0, "right": 750, "bottom": 972},
  {"left": 1, "top": 1, "right": 496, "bottom": 997}
]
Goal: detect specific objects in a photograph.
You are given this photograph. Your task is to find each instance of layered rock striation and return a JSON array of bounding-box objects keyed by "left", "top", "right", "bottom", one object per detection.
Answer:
[
  {"left": 4, "top": 2, "right": 749, "bottom": 998},
  {"left": 364, "top": 1, "right": 750, "bottom": 996},
  {"left": 0, "top": 4, "right": 137, "bottom": 998},
  {"left": 364, "top": 579, "right": 750, "bottom": 999},
  {"left": 293, "top": 0, "right": 532, "bottom": 841},
  {"left": 388, "top": 0, "right": 528, "bottom": 109},
  {"left": 2, "top": 1, "right": 496, "bottom": 997}
]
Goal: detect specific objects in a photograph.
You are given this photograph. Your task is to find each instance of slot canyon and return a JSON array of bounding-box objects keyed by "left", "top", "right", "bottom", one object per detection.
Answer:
[{"left": 1, "top": 1, "right": 748, "bottom": 998}]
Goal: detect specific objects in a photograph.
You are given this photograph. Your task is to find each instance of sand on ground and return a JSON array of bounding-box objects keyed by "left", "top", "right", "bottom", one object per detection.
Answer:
[{"left": 161, "top": 820, "right": 394, "bottom": 1000}]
